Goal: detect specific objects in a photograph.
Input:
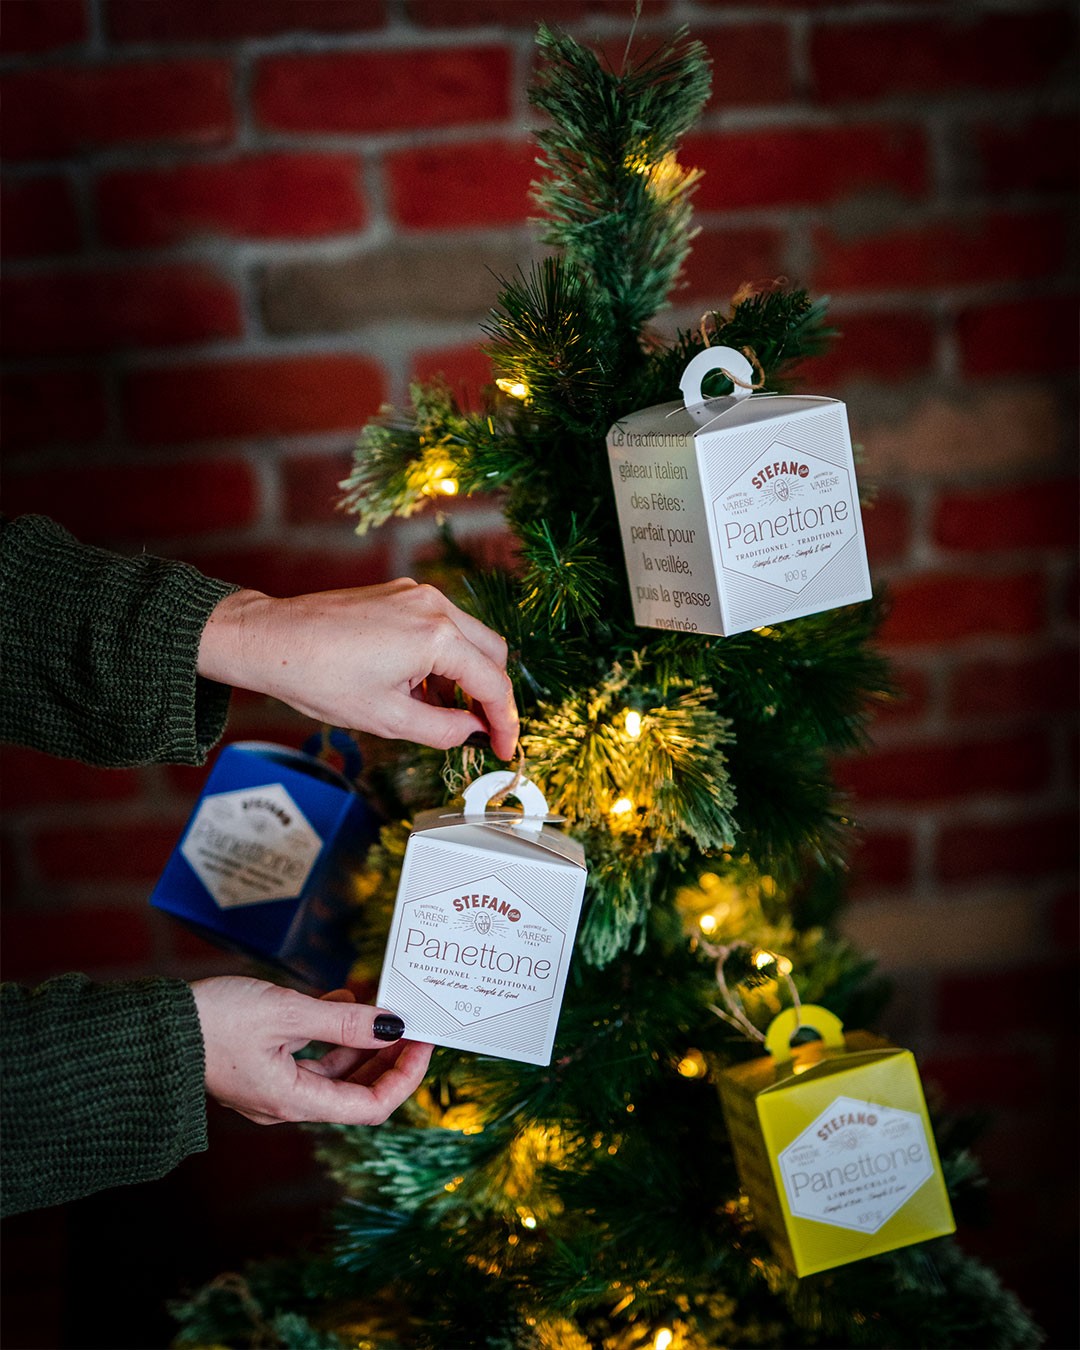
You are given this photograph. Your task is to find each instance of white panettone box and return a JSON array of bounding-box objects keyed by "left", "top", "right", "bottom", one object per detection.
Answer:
[
  {"left": 376, "top": 772, "right": 587, "bottom": 1066},
  {"left": 607, "top": 347, "right": 873, "bottom": 637}
]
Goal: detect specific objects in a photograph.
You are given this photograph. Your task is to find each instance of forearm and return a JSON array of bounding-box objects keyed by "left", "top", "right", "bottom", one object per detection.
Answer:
[
  {"left": 0, "top": 975, "right": 209, "bottom": 1218},
  {"left": 0, "top": 515, "right": 237, "bottom": 766}
]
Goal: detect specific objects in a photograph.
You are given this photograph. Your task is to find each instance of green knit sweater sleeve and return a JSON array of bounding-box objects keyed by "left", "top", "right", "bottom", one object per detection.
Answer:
[
  {"left": 0, "top": 975, "right": 208, "bottom": 1218},
  {"left": 0, "top": 514, "right": 237, "bottom": 766}
]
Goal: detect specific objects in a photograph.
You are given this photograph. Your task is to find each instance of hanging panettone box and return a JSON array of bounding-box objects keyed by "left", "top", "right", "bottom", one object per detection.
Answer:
[
  {"left": 718, "top": 1005, "right": 955, "bottom": 1277},
  {"left": 150, "top": 735, "right": 379, "bottom": 989},
  {"left": 376, "top": 771, "right": 587, "bottom": 1066},
  {"left": 606, "top": 348, "right": 873, "bottom": 636}
]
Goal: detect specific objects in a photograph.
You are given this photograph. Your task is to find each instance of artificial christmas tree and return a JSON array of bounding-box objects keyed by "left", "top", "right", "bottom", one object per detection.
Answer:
[{"left": 173, "top": 26, "right": 1042, "bottom": 1350}]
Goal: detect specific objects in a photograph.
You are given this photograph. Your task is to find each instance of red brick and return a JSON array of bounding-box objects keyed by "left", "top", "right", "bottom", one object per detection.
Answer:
[
  {"left": 0, "top": 906, "right": 154, "bottom": 982},
  {"left": 0, "top": 61, "right": 234, "bottom": 161},
  {"left": 407, "top": 0, "right": 669, "bottom": 24},
  {"left": 836, "top": 730, "right": 1051, "bottom": 803},
  {"left": 387, "top": 139, "right": 535, "bottom": 231},
  {"left": 848, "top": 826, "right": 915, "bottom": 890},
  {"left": 936, "top": 814, "right": 1078, "bottom": 885},
  {"left": 862, "top": 490, "right": 910, "bottom": 566},
  {"left": 810, "top": 11, "right": 1075, "bottom": 103},
  {"left": 947, "top": 647, "right": 1078, "bottom": 720},
  {"left": 679, "top": 226, "right": 788, "bottom": 306},
  {"left": 812, "top": 210, "right": 1068, "bottom": 293},
  {"left": 977, "top": 114, "right": 1080, "bottom": 196},
  {"left": 412, "top": 522, "right": 519, "bottom": 576},
  {"left": 33, "top": 821, "right": 180, "bottom": 883},
  {"left": 920, "top": 1050, "right": 1048, "bottom": 1111},
  {"left": 0, "top": 746, "right": 141, "bottom": 811},
  {"left": 0, "top": 264, "right": 242, "bottom": 358},
  {"left": 1050, "top": 888, "right": 1079, "bottom": 949},
  {"left": 956, "top": 294, "right": 1079, "bottom": 378},
  {"left": 701, "top": 25, "right": 793, "bottom": 108},
  {"left": 3, "top": 459, "right": 260, "bottom": 544},
  {"left": 933, "top": 478, "right": 1078, "bottom": 554},
  {"left": 868, "top": 663, "right": 931, "bottom": 726},
  {"left": 282, "top": 450, "right": 356, "bottom": 526},
  {"left": 107, "top": 0, "right": 385, "bottom": 42},
  {"left": 411, "top": 342, "right": 492, "bottom": 406},
  {"left": 1, "top": 176, "right": 81, "bottom": 259},
  {"left": 254, "top": 46, "right": 510, "bottom": 135},
  {"left": 796, "top": 311, "right": 936, "bottom": 388},
  {"left": 0, "top": 0, "right": 87, "bottom": 55},
  {"left": 97, "top": 153, "right": 366, "bottom": 248},
  {"left": 685, "top": 125, "right": 926, "bottom": 211},
  {"left": 0, "top": 369, "right": 108, "bottom": 450},
  {"left": 880, "top": 571, "right": 1046, "bottom": 646},
  {"left": 123, "top": 354, "right": 387, "bottom": 444},
  {"left": 180, "top": 541, "right": 393, "bottom": 598}
]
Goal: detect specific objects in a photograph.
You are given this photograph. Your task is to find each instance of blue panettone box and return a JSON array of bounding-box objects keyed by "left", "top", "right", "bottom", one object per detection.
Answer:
[{"left": 150, "top": 738, "right": 379, "bottom": 988}]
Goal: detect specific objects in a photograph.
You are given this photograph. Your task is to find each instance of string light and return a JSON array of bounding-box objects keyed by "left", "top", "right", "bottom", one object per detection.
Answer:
[
  {"left": 421, "top": 462, "right": 459, "bottom": 498},
  {"left": 610, "top": 797, "right": 634, "bottom": 817},
  {"left": 495, "top": 377, "right": 529, "bottom": 400},
  {"left": 654, "top": 1330, "right": 674, "bottom": 1350},
  {"left": 753, "top": 949, "right": 793, "bottom": 977},
  {"left": 698, "top": 913, "right": 718, "bottom": 935},
  {"left": 676, "top": 1049, "right": 707, "bottom": 1079},
  {"left": 623, "top": 709, "right": 642, "bottom": 739}
]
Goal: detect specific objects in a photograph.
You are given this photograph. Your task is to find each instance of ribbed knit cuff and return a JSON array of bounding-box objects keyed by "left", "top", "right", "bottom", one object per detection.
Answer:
[
  {"left": 1, "top": 514, "right": 237, "bottom": 766},
  {"left": 0, "top": 975, "right": 209, "bottom": 1218}
]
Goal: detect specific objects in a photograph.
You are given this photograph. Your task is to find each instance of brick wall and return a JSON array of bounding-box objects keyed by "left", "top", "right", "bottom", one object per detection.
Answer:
[{"left": 1, "top": 1, "right": 1076, "bottom": 1345}]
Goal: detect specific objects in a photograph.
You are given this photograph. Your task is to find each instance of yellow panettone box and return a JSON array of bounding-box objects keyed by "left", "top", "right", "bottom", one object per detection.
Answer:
[{"left": 719, "top": 1006, "right": 955, "bottom": 1277}]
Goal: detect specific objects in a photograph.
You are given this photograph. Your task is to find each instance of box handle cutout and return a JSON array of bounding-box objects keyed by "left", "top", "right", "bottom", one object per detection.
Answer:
[
  {"left": 679, "top": 346, "right": 755, "bottom": 427},
  {"left": 462, "top": 771, "right": 550, "bottom": 827},
  {"left": 765, "top": 1004, "right": 845, "bottom": 1064}
]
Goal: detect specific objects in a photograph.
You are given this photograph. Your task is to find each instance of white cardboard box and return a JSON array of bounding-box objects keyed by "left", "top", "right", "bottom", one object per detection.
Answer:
[
  {"left": 607, "top": 348, "right": 872, "bottom": 637},
  {"left": 376, "top": 773, "right": 587, "bottom": 1066}
]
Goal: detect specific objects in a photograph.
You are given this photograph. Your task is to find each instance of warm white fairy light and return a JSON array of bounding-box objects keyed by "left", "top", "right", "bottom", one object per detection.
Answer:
[
  {"left": 496, "top": 377, "right": 529, "bottom": 400},
  {"left": 698, "top": 913, "right": 718, "bottom": 935},
  {"left": 753, "top": 949, "right": 793, "bottom": 977},
  {"left": 437, "top": 477, "right": 458, "bottom": 495},
  {"left": 654, "top": 1329, "right": 674, "bottom": 1350},
  {"left": 610, "top": 797, "right": 634, "bottom": 816},
  {"left": 676, "top": 1049, "right": 706, "bottom": 1079},
  {"left": 624, "top": 708, "right": 642, "bottom": 739}
]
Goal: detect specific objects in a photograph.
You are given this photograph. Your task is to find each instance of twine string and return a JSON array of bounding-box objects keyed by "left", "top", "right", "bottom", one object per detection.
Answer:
[
  {"left": 488, "top": 741, "right": 527, "bottom": 808},
  {"left": 696, "top": 313, "right": 767, "bottom": 392}
]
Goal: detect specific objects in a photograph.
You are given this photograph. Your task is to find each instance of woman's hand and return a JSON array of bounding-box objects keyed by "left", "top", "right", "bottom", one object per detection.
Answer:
[
  {"left": 198, "top": 579, "right": 519, "bottom": 761},
  {"left": 191, "top": 977, "right": 433, "bottom": 1127}
]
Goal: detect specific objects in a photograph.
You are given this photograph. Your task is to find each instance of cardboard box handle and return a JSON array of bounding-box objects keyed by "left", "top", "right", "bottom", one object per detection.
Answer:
[
  {"left": 765, "top": 1004, "right": 846, "bottom": 1064},
  {"left": 462, "top": 770, "right": 550, "bottom": 826},
  {"left": 679, "top": 346, "right": 755, "bottom": 426}
]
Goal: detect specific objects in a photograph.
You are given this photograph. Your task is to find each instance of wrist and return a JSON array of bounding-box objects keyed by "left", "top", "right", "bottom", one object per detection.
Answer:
[{"left": 197, "top": 588, "right": 274, "bottom": 692}]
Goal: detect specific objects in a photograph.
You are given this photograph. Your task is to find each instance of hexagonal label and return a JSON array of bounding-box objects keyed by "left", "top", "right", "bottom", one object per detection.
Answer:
[
  {"left": 713, "top": 441, "right": 858, "bottom": 592},
  {"left": 390, "top": 876, "right": 564, "bottom": 1025},
  {"left": 778, "top": 1094, "right": 935, "bottom": 1234},
  {"left": 181, "top": 782, "right": 322, "bottom": 908}
]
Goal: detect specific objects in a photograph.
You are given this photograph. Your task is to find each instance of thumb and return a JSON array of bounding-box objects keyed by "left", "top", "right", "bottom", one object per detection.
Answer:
[{"left": 292, "top": 994, "right": 407, "bottom": 1049}]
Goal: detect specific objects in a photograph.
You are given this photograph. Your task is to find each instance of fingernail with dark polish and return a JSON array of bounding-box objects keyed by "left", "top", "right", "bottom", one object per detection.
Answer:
[
  {"left": 465, "top": 731, "right": 491, "bottom": 749},
  {"left": 373, "top": 1013, "right": 405, "bottom": 1041}
]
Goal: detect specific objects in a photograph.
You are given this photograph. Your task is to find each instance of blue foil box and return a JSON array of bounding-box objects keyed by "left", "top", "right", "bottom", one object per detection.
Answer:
[{"left": 150, "top": 740, "right": 379, "bottom": 988}]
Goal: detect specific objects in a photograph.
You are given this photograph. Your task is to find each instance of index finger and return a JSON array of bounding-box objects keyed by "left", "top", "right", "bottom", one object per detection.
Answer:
[
  {"left": 429, "top": 632, "right": 519, "bottom": 761},
  {"left": 441, "top": 598, "right": 512, "bottom": 670}
]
